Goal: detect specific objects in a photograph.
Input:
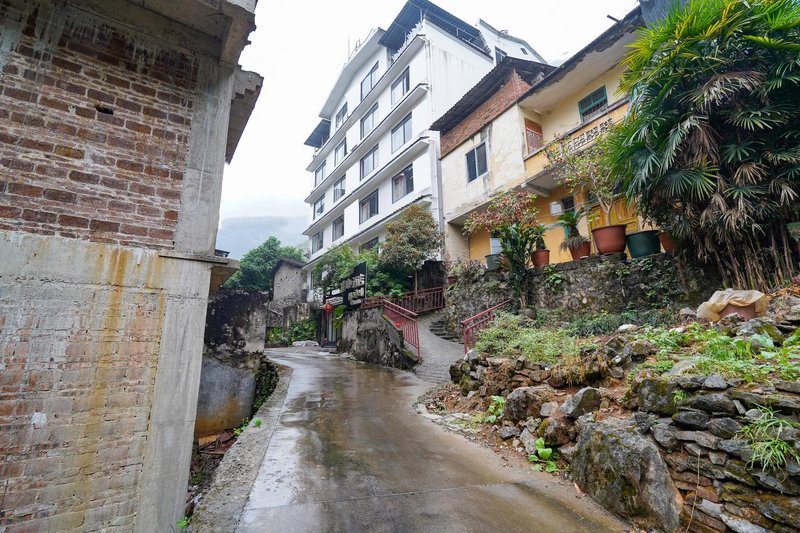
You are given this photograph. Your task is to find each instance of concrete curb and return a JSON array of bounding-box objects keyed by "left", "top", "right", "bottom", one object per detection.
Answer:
[{"left": 189, "top": 363, "right": 293, "bottom": 532}]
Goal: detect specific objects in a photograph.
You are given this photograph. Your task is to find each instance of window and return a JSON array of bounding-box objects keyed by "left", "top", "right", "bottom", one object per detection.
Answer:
[
  {"left": 332, "top": 216, "right": 344, "bottom": 240},
  {"left": 391, "top": 165, "right": 414, "bottom": 202},
  {"left": 391, "top": 114, "right": 412, "bottom": 152},
  {"left": 490, "top": 231, "right": 502, "bottom": 255},
  {"left": 391, "top": 68, "right": 410, "bottom": 106},
  {"left": 360, "top": 104, "right": 378, "bottom": 138},
  {"left": 333, "top": 177, "right": 346, "bottom": 201},
  {"left": 495, "top": 47, "right": 507, "bottom": 65},
  {"left": 313, "top": 197, "right": 324, "bottom": 219},
  {"left": 466, "top": 143, "right": 488, "bottom": 182},
  {"left": 359, "top": 190, "right": 379, "bottom": 223},
  {"left": 578, "top": 86, "right": 608, "bottom": 123},
  {"left": 360, "top": 145, "right": 379, "bottom": 180},
  {"left": 335, "top": 103, "right": 348, "bottom": 130},
  {"left": 335, "top": 139, "right": 347, "bottom": 166},
  {"left": 561, "top": 195, "right": 575, "bottom": 212},
  {"left": 312, "top": 231, "right": 323, "bottom": 253},
  {"left": 524, "top": 119, "right": 543, "bottom": 153},
  {"left": 520, "top": 47, "right": 528, "bottom": 55},
  {"left": 314, "top": 162, "right": 326, "bottom": 187},
  {"left": 360, "top": 237, "right": 379, "bottom": 253},
  {"left": 361, "top": 62, "right": 379, "bottom": 100}
]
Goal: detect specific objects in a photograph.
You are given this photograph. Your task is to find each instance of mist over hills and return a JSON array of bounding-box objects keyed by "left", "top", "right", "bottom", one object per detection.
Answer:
[{"left": 216, "top": 215, "right": 308, "bottom": 259}]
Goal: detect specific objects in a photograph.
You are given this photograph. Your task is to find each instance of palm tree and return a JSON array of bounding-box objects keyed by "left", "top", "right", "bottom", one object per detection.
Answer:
[
  {"left": 607, "top": 0, "right": 800, "bottom": 289},
  {"left": 553, "top": 209, "right": 591, "bottom": 252}
]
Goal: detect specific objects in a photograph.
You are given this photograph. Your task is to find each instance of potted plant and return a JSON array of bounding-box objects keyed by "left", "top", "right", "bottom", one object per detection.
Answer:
[
  {"left": 464, "top": 191, "right": 540, "bottom": 310},
  {"left": 530, "top": 224, "right": 550, "bottom": 267},
  {"left": 545, "top": 129, "right": 626, "bottom": 254},
  {"left": 554, "top": 209, "right": 591, "bottom": 260},
  {"left": 627, "top": 229, "right": 661, "bottom": 258}
]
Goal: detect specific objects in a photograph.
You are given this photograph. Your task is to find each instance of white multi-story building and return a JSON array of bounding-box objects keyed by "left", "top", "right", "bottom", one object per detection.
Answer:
[{"left": 302, "top": 0, "right": 543, "bottom": 295}]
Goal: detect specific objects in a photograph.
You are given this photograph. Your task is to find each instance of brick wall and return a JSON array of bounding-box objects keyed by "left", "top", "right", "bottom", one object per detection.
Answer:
[
  {"left": 439, "top": 70, "right": 531, "bottom": 158},
  {"left": 0, "top": 0, "right": 196, "bottom": 249}
]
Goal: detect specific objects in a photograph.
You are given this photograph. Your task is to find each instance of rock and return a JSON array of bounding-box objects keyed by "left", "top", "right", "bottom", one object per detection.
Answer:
[
  {"left": 292, "top": 340, "right": 320, "bottom": 347},
  {"left": 537, "top": 415, "right": 573, "bottom": 447},
  {"left": 703, "top": 374, "right": 729, "bottom": 390},
  {"left": 718, "top": 440, "right": 754, "bottom": 462},
  {"left": 522, "top": 416, "right": 542, "bottom": 433},
  {"left": 753, "top": 471, "right": 800, "bottom": 496},
  {"left": 634, "top": 412, "right": 659, "bottom": 434},
  {"left": 530, "top": 369, "right": 550, "bottom": 382},
  {"left": 617, "top": 324, "right": 638, "bottom": 333},
  {"left": 572, "top": 418, "right": 681, "bottom": 533},
  {"left": 449, "top": 361, "right": 468, "bottom": 383},
  {"left": 519, "top": 428, "right": 538, "bottom": 455},
  {"left": 708, "top": 451, "right": 727, "bottom": 465},
  {"left": 465, "top": 349, "right": 480, "bottom": 365},
  {"left": 755, "top": 495, "right": 800, "bottom": 529},
  {"left": 675, "top": 430, "right": 720, "bottom": 449},
  {"left": 684, "top": 442, "right": 704, "bottom": 456},
  {"left": 679, "top": 307, "right": 697, "bottom": 317},
  {"left": 720, "top": 513, "right": 769, "bottom": 533},
  {"left": 623, "top": 339, "right": 657, "bottom": 362},
  {"left": 458, "top": 375, "right": 480, "bottom": 395},
  {"left": 775, "top": 380, "right": 800, "bottom": 394},
  {"left": 708, "top": 417, "right": 743, "bottom": 439},
  {"left": 736, "top": 318, "right": 785, "bottom": 344},
  {"left": 651, "top": 422, "right": 679, "bottom": 450},
  {"left": 539, "top": 401, "right": 559, "bottom": 417},
  {"left": 672, "top": 409, "right": 711, "bottom": 429},
  {"left": 744, "top": 408, "right": 763, "bottom": 422},
  {"left": 673, "top": 374, "right": 706, "bottom": 391},
  {"left": 559, "top": 443, "right": 577, "bottom": 463},
  {"left": 732, "top": 390, "right": 800, "bottom": 413},
  {"left": 499, "top": 426, "right": 520, "bottom": 440},
  {"left": 680, "top": 393, "right": 738, "bottom": 415},
  {"left": 504, "top": 386, "right": 554, "bottom": 422},
  {"left": 560, "top": 387, "right": 601, "bottom": 418},
  {"left": 638, "top": 378, "right": 679, "bottom": 415},
  {"left": 698, "top": 500, "right": 723, "bottom": 519},
  {"left": 486, "top": 357, "right": 505, "bottom": 367}
]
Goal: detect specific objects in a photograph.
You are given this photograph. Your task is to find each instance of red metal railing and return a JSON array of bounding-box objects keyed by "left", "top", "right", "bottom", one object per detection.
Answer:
[
  {"left": 460, "top": 300, "right": 512, "bottom": 353},
  {"left": 362, "top": 286, "right": 445, "bottom": 314},
  {"left": 382, "top": 300, "right": 420, "bottom": 360}
]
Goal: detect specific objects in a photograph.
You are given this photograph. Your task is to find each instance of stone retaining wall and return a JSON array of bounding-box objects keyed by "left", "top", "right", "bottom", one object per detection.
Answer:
[{"left": 340, "top": 307, "right": 418, "bottom": 370}]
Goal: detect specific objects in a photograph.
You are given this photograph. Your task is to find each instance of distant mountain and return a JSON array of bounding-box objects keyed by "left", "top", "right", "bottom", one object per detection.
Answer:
[{"left": 217, "top": 215, "right": 308, "bottom": 259}]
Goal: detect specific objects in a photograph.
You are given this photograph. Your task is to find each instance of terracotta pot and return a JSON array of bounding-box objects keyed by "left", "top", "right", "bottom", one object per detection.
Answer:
[
  {"left": 569, "top": 242, "right": 592, "bottom": 261},
  {"left": 532, "top": 249, "right": 550, "bottom": 268},
  {"left": 719, "top": 303, "right": 756, "bottom": 320},
  {"left": 659, "top": 231, "right": 676, "bottom": 254},
  {"left": 591, "top": 224, "right": 627, "bottom": 254}
]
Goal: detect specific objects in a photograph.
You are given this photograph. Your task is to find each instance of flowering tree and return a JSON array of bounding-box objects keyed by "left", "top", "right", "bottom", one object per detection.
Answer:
[
  {"left": 544, "top": 130, "right": 619, "bottom": 222},
  {"left": 379, "top": 205, "right": 442, "bottom": 292},
  {"left": 463, "top": 191, "right": 540, "bottom": 308}
]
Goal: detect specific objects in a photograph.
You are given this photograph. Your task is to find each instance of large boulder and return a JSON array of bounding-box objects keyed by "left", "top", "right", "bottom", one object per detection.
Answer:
[
  {"left": 560, "top": 387, "right": 601, "bottom": 418},
  {"left": 572, "top": 418, "right": 681, "bottom": 533},
  {"left": 504, "top": 385, "right": 554, "bottom": 422},
  {"left": 637, "top": 378, "right": 679, "bottom": 415}
]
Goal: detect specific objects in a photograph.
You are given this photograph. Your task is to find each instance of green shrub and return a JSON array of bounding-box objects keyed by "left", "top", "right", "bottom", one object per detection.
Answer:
[
  {"left": 474, "top": 312, "right": 582, "bottom": 364},
  {"left": 278, "top": 317, "right": 316, "bottom": 346}
]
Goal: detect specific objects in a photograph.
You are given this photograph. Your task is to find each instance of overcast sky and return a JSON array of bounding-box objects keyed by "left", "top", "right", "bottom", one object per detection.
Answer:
[{"left": 219, "top": 0, "right": 639, "bottom": 236}]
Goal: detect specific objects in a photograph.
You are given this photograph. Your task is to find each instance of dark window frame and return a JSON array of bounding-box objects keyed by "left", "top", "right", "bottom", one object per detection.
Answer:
[
  {"left": 391, "top": 165, "right": 414, "bottom": 203},
  {"left": 466, "top": 142, "right": 488, "bottom": 182},
  {"left": 578, "top": 86, "right": 608, "bottom": 123},
  {"left": 333, "top": 177, "right": 346, "bottom": 202},
  {"left": 391, "top": 113, "right": 412, "bottom": 152},
  {"left": 359, "top": 189, "right": 379, "bottom": 223},
  {"left": 314, "top": 161, "right": 326, "bottom": 187},
  {"left": 334, "top": 139, "right": 347, "bottom": 166},
  {"left": 360, "top": 104, "right": 379, "bottom": 139},
  {"left": 360, "top": 62, "right": 379, "bottom": 101},
  {"left": 335, "top": 103, "right": 348, "bottom": 130},
  {"left": 360, "top": 144, "right": 379, "bottom": 180},
  {"left": 311, "top": 231, "right": 323, "bottom": 253},
  {"left": 332, "top": 215, "right": 345, "bottom": 241},
  {"left": 391, "top": 68, "right": 410, "bottom": 106}
]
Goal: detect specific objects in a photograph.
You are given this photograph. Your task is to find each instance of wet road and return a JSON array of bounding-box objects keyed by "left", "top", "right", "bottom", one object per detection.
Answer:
[{"left": 237, "top": 349, "right": 626, "bottom": 532}]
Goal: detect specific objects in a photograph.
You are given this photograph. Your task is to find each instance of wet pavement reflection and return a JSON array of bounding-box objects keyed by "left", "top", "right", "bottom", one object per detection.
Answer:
[{"left": 237, "top": 349, "right": 625, "bottom": 532}]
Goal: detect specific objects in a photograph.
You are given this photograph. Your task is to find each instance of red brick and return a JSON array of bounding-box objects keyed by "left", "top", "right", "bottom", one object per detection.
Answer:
[
  {"left": 105, "top": 75, "right": 130, "bottom": 89},
  {"left": 77, "top": 128, "right": 106, "bottom": 143},
  {"left": 116, "top": 160, "right": 144, "bottom": 172},
  {"left": 21, "top": 209, "right": 57, "bottom": 224},
  {"left": 96, "top": 113, "right": 124, "bottom": 127},
  {"left": 163, "top": 210, "right": 178, "bottom": 222},
  {"left": 119, "top": 224, "right": 148, "bottom": 237},
  {"left": 125, "top": 121, "right": 150, "bottom": 135},
  {"left": 58, "top": 215, "right": 89, "bottom": 228},
  {"left": 55, "top": 79, "right": 86, "bottom": 96},
  {"left": 148, "top": 228, "right": 173, "bottom": 240},
  {"left": 4, "top": 87, "right": 36, "bottom": 102},
  {"left": 142, "top": 106, "right": 167, "bottom": 120},
  {"left": 87, "top": 88, "right": 115, "bottom": 103},
  {"left": 47, "top": 122, "right": 78, "bottom": 136},
  {"left": 54, "top": 146, "right": 84, "bottom": 159},
  {"left": 11, "top": 112, "right": 45, "bottom": 127},
  {"left": 107, "top": 200, "right": 135, "bottom": 213},
  {"left": 44, "top": 189, "right": 78, "bottom": 203},
  {"left": 8, "top": 183, "right": 44, "bottom": 197},
  {"left": 74, "top": 106, "right": 96, "bottom": 119},
  {"left": 18, "top": 139, "right": 54, "bottom": 153},
  {"left": 35, "top": 165, "right": 68, "bottom": 179},
  {"left": 100, "top": 176, "right": 128, "bottom": 191},
  {"left": 0, "top": 206, "right": 23, "bottom": 219},
  {"left": 156, "top": 188, "right": 181, "bottom": 200},
  {"left": 144, "top": 165, "right": 170, "bottom": 178},
  {"left": 69, "top": 170, "right": 99, "bottom": 184},
  {"left": 89, "top": 220, "right": 120, "bottom": 233},
  {"left": 1, "top": 158, "right": 35, "bottom": 172},
  {"left": 108, "top": 137, "right": 135, "bottom": 150},
  {"left": 131, "top": 82, "right": 157, "bottom": 97},
  {"left": 52, "top": 57, "right": 83, "bottom": 73},
  {"left": 40, "top": 96, "right": 71, "bottom": 112},
  {"left": 117, "top": 99, "right": 142, "bottom": 113},
  {"left": 129, "top": 183, "right": 155, "bottom": 195}
]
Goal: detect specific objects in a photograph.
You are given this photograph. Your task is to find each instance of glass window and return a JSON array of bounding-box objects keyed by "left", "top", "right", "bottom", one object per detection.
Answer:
[
  {"left": 524, "top": 119, "right": 543, "bottom": 154},
  {"left": 359, "top": 190, "right": 379, "bottom": 223},
  {"left": 335, "top": 103, "right": 348, "bottom": 130},
  {"left": 314, "top": 161, "right": 326, "bottom": 187},
  {"left": 391, "top": 165, "right": 414, "bottom": 202},
  {"left": 391, "top": 68, "right": 410, "bottom": 106},
  {"left": 332, "top": 216, "right": 344, "bottom": 240},
  {"left": 360, "top": 237, "right": 379, "bottom": 253},
  {"left": 490, "top": 231, "right": 502, "bottom": 255},
  {"left": 333, "top": 177, "right": 346, "bottom": 201},
  {"left": 335, "top": 139, "right": 347, "bottom": 166},
  {"left": 313, "top": 197, "right": 324, "bottom": 219},
  {"left": 360, "top": 62, "right": 379, "bottom": 100},
  {"left": 312, "top": 231, "right": 323, "bottom": 253},
  {"left": 360, "top": 145, "right": 379, "bottom": 180},
  {"left": 466, "top": 143, "right": 488, "bottom": 182},
  {"left": 391, "top": 114, "right": 412, "bottom": 152},
  {"left": 495, "top": 47, "right": 507, "bottom": 65},
  {"left": 360, "top": 104, "right": 378, "bottom": 138},
  {"left": 578, "top": 86, "right": 608, "bottom": 123}
]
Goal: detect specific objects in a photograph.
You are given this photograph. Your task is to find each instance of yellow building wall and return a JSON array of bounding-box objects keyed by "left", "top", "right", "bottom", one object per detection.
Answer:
[{"left": 468, "top": 229, "right": 491, "bottom": 262}]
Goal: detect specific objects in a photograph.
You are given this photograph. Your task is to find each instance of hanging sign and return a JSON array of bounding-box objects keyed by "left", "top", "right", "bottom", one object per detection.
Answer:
[{"left": 323, "top": 262, "right": 367, "bottom": 309}]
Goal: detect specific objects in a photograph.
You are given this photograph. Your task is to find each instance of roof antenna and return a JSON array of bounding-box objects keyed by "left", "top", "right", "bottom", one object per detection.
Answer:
[{"left": 607, "top": 15, "right": 621, "bottom": 22}]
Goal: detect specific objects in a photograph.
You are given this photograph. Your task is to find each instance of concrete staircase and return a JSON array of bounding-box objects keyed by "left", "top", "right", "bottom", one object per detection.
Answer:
[
  {"left": 414, "top": 312, "right": 464, "bottom": 384},
  {"left": 428, "top": 318, "right": 461, "bottom": 343}
]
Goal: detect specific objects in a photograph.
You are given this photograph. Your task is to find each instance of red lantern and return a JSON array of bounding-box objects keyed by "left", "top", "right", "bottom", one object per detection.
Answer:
[{"left": 322, "top": 303, "right": 333, "bottom": 313}]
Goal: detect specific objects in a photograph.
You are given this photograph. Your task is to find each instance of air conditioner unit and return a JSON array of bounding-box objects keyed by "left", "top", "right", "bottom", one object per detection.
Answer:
[{"left": 549, "top": 201, "right": 563, "bottom": 216}]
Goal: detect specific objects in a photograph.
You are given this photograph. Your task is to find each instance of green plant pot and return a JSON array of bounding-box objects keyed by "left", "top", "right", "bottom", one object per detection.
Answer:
[
  {"left": 485, "top": 254, "right": 500, "bottom": 271},
  {"left": 627, "top": 230, "right": 661, "bottom": 258}
]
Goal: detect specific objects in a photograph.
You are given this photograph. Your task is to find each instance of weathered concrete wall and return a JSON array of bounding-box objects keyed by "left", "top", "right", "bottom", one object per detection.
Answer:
[
  {"left": 0, "top": 0, "right": 256, "bottom": 529},
  {"left": 340, "top": 307, "right": 418, "bottom": 370},
  {"left": 194, "top": 359, "right": 255, "bottom": 437},
  {"left": 272, "top": 262, "right": 304, "bottom": 309},
  {"left": 0, "top": 232, "right": 211, "bottom": 531}
]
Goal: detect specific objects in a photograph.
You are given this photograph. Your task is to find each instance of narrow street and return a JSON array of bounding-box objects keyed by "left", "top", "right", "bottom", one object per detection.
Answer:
[{"left": 235, "top": 349, "right": 627, "bottom": 532}]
